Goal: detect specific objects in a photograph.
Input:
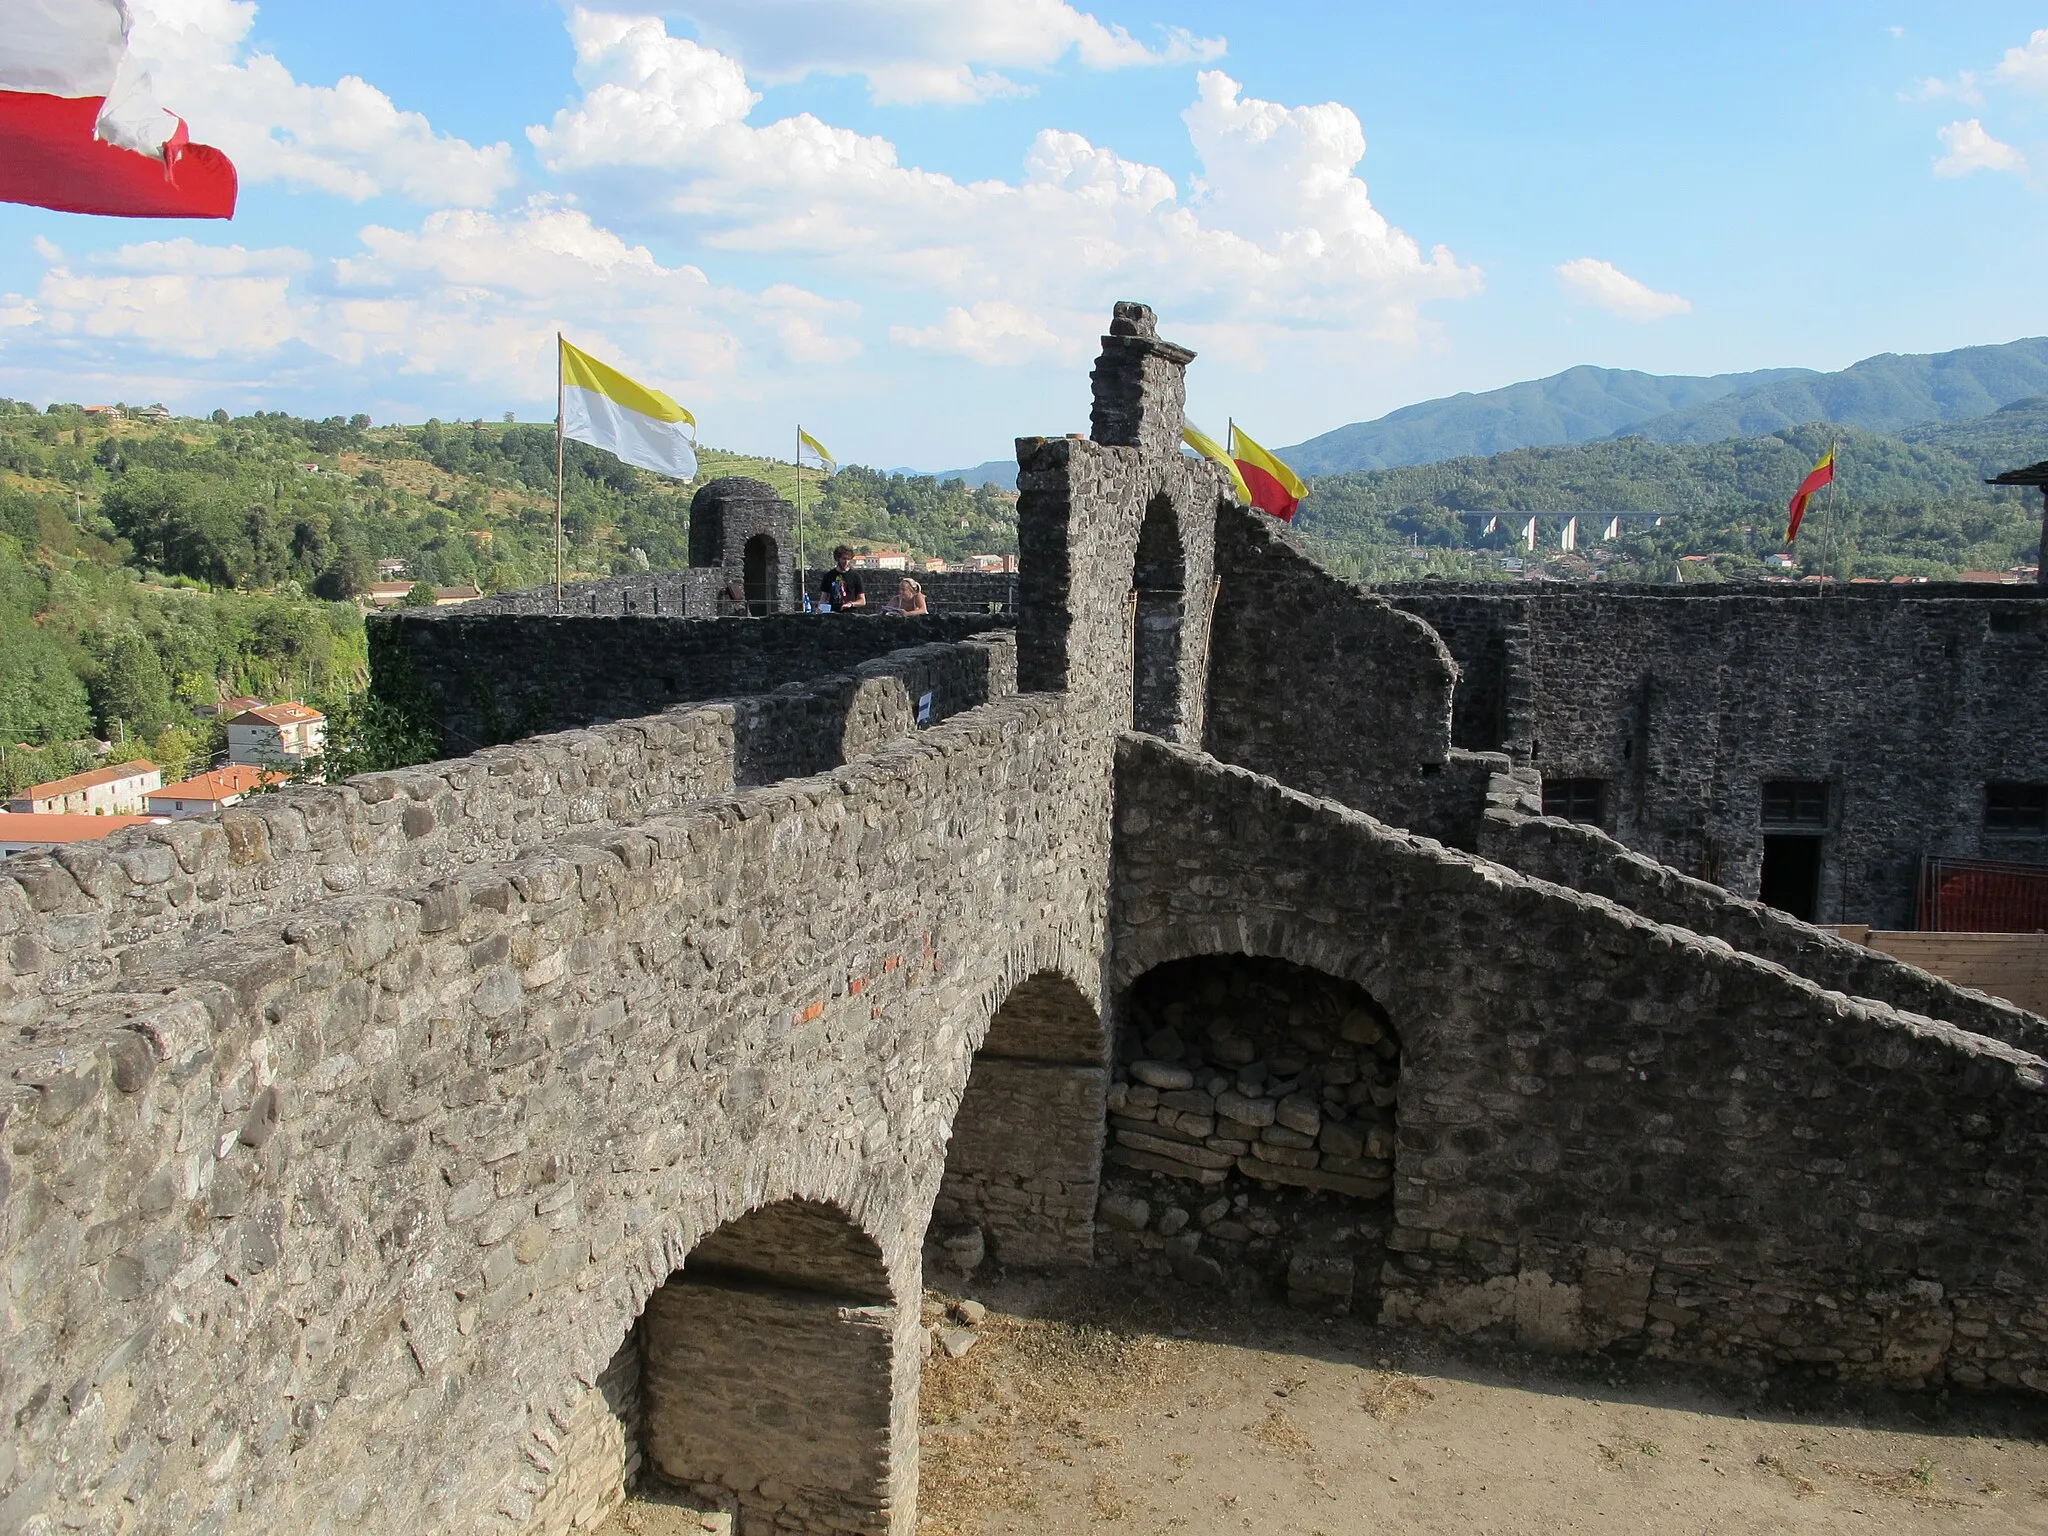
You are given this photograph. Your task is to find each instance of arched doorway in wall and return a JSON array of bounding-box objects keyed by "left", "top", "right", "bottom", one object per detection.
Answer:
[
  {"left": 1100, "top": 955, "right": 1400, "bottom": 1315},
  {"left": 561, "top": 1200, "right": 905, "bottom": 1534},
  {"left": 933, "top": 971, "right": 1107, "bottom": 1272},
  {"left": 1130, "top": 494, "right": 1186, "bottom": 738},
  {"left": 744, "top": 533, "right": 779, "bottom": 615}
]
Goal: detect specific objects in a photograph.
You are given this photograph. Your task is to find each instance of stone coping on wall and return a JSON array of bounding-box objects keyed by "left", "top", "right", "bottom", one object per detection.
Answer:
[
  {"left": 1476, "top": 766, "right": 2048, "bottom": 1051},
  {"left": 1117, "top": 735, "right": 2044, "bottom": 1071},
  {"left": 0, "top": 633, "right": 1016, "bottom": 1015}
]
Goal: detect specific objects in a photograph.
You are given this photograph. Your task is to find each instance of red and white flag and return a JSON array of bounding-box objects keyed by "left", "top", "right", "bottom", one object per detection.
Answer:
[{"left": 0, "top": 0, "right": 236, "bottom": 219}]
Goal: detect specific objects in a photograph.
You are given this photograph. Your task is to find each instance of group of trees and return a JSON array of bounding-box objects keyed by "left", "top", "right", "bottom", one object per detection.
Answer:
[
  {"left": 0, "top": 402, "right": 1025, "bottom": 793},
  {"left": 1296, "top": 415, "right": 2045, "bottom": 583},
  {"left": 805, "top": 467, "right": 1017, "bottom": 567}
]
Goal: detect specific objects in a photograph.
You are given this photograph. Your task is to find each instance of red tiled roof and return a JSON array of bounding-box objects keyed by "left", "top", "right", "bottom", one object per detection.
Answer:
[
  {"left": 228, "top": 703, "right": 324, "bottom": 727},
  {"left": 148, "top": 765, "right": 285, "bottom": 803},
  {"left": 0, "top": 813, "right": 165, "bottom": 845},
  {"left": 19, "top": 759, "right": 159, "bottom": 799}
]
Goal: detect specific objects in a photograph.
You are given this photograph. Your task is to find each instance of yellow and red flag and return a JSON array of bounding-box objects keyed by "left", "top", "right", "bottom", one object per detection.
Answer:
[
  {"left": 1785, "top": 446, "right": 1835, "bottom": 543},
  {"left": 1230, "top": 424, "right": 1308, "bottom": 522}
]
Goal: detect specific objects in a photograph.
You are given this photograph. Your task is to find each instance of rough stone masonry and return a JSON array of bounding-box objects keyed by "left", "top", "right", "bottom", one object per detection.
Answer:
[{"left": 2, "top": 300, "right": 2046, "bottom": 1536}]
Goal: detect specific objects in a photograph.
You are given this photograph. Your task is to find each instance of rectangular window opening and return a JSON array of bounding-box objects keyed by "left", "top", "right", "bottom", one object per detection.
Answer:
[
  {"left": 1985, "top": 783, "right": 2048, "bottom": 836},
  {"left": 1761, "top": 779, "right": 1827, "bottom": 827},
  {"left": 1541, "top": 777, "right": 1604, "bottom": 824}
]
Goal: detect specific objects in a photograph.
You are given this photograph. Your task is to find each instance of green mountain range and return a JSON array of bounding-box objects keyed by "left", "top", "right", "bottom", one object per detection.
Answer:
[
  {"left": 1283, "top": 337, "right": 2048, "bottom": 475},
  {"left": 1292, "top": 400, "right": 2048, "bottom": 584}
]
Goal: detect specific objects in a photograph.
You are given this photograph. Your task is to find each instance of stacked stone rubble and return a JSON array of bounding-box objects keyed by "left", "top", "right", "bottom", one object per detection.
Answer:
[{"left": 1093, "top": 957, "right": 1400, "bottom": 1310}]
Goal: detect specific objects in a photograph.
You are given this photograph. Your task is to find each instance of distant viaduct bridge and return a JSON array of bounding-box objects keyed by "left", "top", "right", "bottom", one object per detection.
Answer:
[{"left": 3, "top": 305, "right": 2046, "bottom": 1535}]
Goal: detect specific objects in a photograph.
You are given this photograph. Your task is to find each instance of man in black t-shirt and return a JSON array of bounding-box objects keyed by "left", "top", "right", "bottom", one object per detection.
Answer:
[{"left": 820, "top": 546, "right": 867, "bottom": 610}]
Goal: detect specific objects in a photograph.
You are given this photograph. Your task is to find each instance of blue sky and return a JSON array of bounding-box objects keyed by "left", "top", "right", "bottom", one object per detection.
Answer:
[{"left": 3, "top": 1, "right": 2045, "bottom": 468}]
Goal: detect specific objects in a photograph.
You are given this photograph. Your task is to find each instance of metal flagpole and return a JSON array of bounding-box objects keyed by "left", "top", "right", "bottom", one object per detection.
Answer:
[
  {"left": 1816, "top": 437, "right": 1840, "bottom": 589},
  {"left": 554, "top": 333, "right": 565, "bottom": 614},
  {"left": 796, "top": 425, "right": 807, "bottom": 609}
]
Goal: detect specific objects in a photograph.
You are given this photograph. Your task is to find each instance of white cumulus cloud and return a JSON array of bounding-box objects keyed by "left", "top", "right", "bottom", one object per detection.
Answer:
[
  {"left": 124, "top": 0, "right": 517, "bottom": 205},
  {"left": 891, "top": 300, "right": 1074, "bottom": 365},
  {"left": 1555, "top": 258, "right": 1691, "bottom": 322},
  {"left": 28, "top": 238, "right": 312, "bottom": 358},
  {"left": 4, "top": 200, "right": 872, "bottom": 400},
  {"left": 605, "top": 0, "right": 1224, "bottom": 105},
  {"left": 529, "top": 14, "right": 1477, "bottom": 370},
  {"left": 1993, "top": 28, "right": 2048, "bottom": 93},
  {"left": 1933, "top": 118, "right": 2027, "bottom": 177}
]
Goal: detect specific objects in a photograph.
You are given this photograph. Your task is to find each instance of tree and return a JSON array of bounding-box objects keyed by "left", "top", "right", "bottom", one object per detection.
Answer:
[
  {"left": 211, "top": 408, "right": 230, "bottom": 425},
  {"left": 350, "top": 413, "right": 371, "bottom": 431},
  {"left": 401, "top": 580, "right": 439, "bottom": 608},
  {"left": 148, "top": 723, "right": 201, "bottom": 784},
  {"left": 0, "top": 630, "right": 93, "bottom": 745},
  {"left": 90, "top": 629, "right": 174, "bottom": 739},
  {"left": 313, "top": 543, "right": 374, "bottom": 600}
]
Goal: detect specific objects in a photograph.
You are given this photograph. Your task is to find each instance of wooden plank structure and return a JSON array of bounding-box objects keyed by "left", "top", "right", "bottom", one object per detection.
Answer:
[
  {"left": 1831, "top": 927, "right": 2048, "bottom": 1018},
  {"left": 1986, "top": 457, "right": 2048, "bottom": 585}
]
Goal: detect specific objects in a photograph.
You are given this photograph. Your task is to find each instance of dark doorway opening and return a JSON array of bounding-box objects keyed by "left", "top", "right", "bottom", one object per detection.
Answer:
[
  {"left": 1759, "top": 834, "right": 1823, "bottom": 922},
  {"left": 1130, "top": 495, "right": 1186, "bottom": 738},
  {"left": 743, "top": 534, "right": 778, "bottom": 615}
]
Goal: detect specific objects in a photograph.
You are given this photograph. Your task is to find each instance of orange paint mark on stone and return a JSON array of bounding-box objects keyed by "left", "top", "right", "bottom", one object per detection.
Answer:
[
  {"left": 883, "top": 955, "right": 902, "bottom": 973},
  {"left": 849, "top": 976, "right": 867, "bottom": 996},
  {"left": 797, "top": 1001, "right": 824, "bottom": 1024}
]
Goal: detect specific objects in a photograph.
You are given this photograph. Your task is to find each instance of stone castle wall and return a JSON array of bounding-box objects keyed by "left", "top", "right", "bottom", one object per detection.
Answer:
[
  {"left": 1205, "top": 505, "right": 1469, "bottom": 840},
  {"left": 376, "top": 610, "right": 1010, "bottom": 755},
  {"left": 0, "top": 634, "right": 1014, "bottom": 1009},
  {"left": 448, "top": 570, "right": 1015, "bottom": 622},
  {"left": 1385, "top": 584, "right": 2048, "bottom": 926},
  {"left": 1113, "top": 733, "right": 2048, "bottom": 1388},
  {"left": 0, "top": 690, "right": 1105, "bottom": 1534},
  {"left": 0, "top": 302, "right": 1210, "bottom": 1535},
  {"left": 1477, "top": 766, "right": 2048, "bottom": 1051},
  {"left": 7, "top": 301, "right": 2048, "bottom": 1536}
]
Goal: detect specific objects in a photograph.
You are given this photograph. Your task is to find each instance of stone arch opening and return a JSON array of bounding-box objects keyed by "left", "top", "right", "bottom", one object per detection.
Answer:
[
  {"left": 1130, "top": 493, "right": 1187, "bottom": 738},
  {"left": 1099, "top": 954, "right": 1400, "bottom": 1315},
  {"left": 604, "top": 1199, "right": 906, "bottom": 1534},
  {"left": 932, "top": 971, "right": 1107, "bottom": 1274},
  {"left": 743, "top": 532, "right": 779, "bottom": 614}
]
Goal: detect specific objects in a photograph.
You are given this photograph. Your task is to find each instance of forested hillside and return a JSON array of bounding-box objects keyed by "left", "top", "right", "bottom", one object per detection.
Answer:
[
  {"left": 0, "top": 401, "right": 1015, "bottom": 791},
  {"left": 1281, "top": 363, "right": 1813, "bottom": 475},
  {"left": 1284, "top": 336, "right": 2048, "bottom": 475},
  {"left": 1295, "top": 411, "right": 2046, "bottom": 583}
]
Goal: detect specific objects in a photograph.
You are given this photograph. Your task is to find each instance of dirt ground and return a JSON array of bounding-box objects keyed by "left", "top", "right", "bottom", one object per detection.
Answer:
[{"left": 601, "top": 1273, "right": 2048, "bottom": 1536}]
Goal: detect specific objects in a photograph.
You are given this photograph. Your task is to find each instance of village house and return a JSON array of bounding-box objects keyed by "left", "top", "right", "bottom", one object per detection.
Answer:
[
  {"left": 6, "top": 759, "right": 161, "bottom": 816},
  {"left": 226, "top": 703, "right": 325, "bottom": 772},
  {"left": 145, "top": 764, "right": 285, "bottom": 819}
]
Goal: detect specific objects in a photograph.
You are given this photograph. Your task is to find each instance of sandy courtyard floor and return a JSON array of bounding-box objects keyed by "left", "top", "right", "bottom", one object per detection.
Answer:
[{"left": 601, "top": 1274, "right": 2048, "bottom": 1536}]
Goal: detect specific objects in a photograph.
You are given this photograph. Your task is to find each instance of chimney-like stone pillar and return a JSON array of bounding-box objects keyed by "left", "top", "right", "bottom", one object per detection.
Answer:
[{"left": 1088, "top": 301, "right": 1195, "bottom": 460}]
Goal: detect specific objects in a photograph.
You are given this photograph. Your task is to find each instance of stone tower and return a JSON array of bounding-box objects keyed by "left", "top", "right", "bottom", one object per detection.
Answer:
[{"left": 689, "top": 475, "right": 797, "bottom": 613}]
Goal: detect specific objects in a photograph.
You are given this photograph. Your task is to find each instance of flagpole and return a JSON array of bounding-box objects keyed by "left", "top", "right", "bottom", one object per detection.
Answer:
[
  {"left": 795, "top": 424, "right": 807, "bottom": 610},
  {"left": 554, "top": 332, "right": 565, "bottom": 614},
  {"left": 1816, "top": 437, "right": 1840, "bottom": 589}
]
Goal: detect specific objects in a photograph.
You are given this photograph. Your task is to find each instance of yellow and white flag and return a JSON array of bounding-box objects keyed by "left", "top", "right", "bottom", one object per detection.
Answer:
[
  {"left": 797, "top": 426, "right": 836, "bottom": 474},
  {"left": 1181, "top": 419, "right": 1251, "bottom": 505},
  {"left": 560, "top": 338, "right": 697, "bottom": 479}
]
